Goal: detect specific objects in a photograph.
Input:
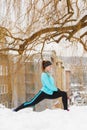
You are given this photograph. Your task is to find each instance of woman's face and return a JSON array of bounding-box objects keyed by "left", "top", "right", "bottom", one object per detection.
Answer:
[{"left": 45, "top": 65, "right": 52, "bottom": 72}]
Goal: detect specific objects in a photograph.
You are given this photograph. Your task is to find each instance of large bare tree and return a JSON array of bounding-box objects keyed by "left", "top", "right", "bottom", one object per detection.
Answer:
[{"left": 0, "top": 0, "right": 87, "bottom": 56}]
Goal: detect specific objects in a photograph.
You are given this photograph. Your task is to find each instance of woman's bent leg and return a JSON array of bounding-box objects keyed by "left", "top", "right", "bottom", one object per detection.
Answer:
[
  {"left": 47, "top": 90, "right": 68, "bottom": 110},
  {"left": 60, "top": 91, "right": 68, "bottom": 110}
]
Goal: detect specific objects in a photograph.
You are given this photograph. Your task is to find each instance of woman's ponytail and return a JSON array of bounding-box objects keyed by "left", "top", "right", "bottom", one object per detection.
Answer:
[{"left": 42, "top": 60, "right": 46, "bottom": 71}]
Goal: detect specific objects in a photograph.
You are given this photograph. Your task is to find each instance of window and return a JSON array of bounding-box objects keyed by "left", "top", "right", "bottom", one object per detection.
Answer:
[
  {"left": 0, "top": 65, "right": 3, "bottom": 75},
  {"left": 0, "top": 65, "right": 8, "bottom": 76},
  {"left": 5, "top": 66, "right": 8, "bottom": 75},
  {"left": 0, "top": 102, "right": 8, "bottom": 108},
  {"left": 0, "top": 84, "right": 8, "bottom": 94}
]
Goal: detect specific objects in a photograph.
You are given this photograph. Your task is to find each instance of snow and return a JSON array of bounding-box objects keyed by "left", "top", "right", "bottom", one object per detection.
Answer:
[{"left": 0, "top": 106, "right": 87, "bottom": 130}]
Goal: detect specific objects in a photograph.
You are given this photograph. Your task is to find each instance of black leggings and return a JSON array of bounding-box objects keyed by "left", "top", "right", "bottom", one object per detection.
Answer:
[{"left": 14, "top": 89, "right": 68, "bottom": 111}]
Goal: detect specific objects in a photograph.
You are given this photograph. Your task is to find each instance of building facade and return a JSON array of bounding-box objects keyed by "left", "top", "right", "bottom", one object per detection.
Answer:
[
  {"left": 0, "top": 52, "right": 70, "bottom": 111},
  {"left": 0, "top": 53, "right": 12, "bottom": 108}
]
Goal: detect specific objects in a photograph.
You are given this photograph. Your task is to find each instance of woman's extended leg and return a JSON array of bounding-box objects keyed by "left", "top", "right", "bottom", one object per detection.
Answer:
[{"left": 14, "top": 91, "right": 46, "bottom": 112}]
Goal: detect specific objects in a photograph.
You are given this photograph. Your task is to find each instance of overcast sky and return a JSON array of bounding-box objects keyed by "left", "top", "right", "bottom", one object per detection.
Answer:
[
  {"left": 45, "top": 43, "right": 87, "bottom": 57},
  {"left": 36, "top": 39, "right": 87, "bottom": 57}
]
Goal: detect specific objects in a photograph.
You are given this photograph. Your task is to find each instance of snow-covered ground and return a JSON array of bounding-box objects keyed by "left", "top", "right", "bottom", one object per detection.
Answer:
[{"left": 0, "top": 105, "right": 87, "bottom": 130}]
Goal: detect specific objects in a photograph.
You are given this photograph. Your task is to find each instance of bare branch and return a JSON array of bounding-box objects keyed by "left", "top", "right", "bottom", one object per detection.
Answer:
[{"left": 0, "top": 0, "right": 86, "bottom": 55}]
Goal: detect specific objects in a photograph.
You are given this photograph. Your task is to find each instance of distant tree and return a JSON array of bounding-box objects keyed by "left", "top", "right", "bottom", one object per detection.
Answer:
[
  {"left": 71, "top": 57, "right": 84, "bottom": 91},
  {"left": 0, "top": 0, "right": 87, "bottom": 56}
]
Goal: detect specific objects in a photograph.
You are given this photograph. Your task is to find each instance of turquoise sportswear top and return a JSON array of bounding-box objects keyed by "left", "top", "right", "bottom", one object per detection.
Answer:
[{"left": 41, "top": 72, "right": 58, "bottom": 95}]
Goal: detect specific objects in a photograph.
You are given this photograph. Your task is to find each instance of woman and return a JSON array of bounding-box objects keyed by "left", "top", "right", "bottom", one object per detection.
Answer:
[{"left": 14, "top": 60, "right": 68, "bottom": 111}]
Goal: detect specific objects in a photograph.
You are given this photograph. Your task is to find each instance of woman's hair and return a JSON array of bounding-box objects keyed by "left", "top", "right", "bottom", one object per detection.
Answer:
[{"left": 42, "top": 60, "right": 52, "bottom": 71}]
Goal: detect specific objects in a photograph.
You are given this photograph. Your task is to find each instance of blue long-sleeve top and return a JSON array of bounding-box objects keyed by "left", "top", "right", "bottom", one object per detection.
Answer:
[{"left": 41, "top": 72, "right": 58, "bottom": 95}]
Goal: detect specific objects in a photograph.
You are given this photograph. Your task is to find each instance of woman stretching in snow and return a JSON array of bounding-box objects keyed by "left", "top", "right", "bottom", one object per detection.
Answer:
[{"left": 14, "top": 60, "right": 68, "bottom": 111}]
